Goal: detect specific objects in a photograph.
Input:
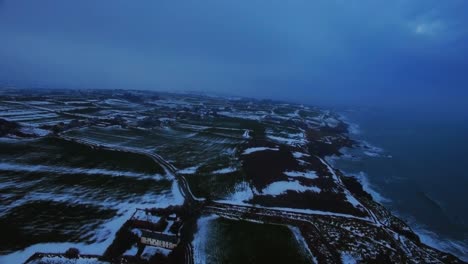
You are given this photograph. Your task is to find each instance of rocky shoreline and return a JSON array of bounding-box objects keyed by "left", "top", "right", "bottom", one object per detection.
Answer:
[{"left": 0, "top": 89, "right": 466, "bottom": 263}]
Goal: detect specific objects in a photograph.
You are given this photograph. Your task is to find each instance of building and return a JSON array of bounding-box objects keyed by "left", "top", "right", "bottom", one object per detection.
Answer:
[
  {"left": 140, "top": 230, "right": 180, "bottom": 250},
  {"left": 167, "top": 213, "right": 177, "bottom": 221}
]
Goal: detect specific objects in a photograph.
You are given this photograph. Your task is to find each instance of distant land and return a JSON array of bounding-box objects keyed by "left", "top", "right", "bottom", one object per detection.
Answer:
[{"left": 0, "top": 88, "right": 464, "bottom": 264}]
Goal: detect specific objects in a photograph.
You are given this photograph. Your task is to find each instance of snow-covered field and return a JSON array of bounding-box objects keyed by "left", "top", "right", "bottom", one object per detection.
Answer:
[
  {"left": 242, "top": 147, "right": 279, "bottom": 155},
  {"left": 261, "top": 181, "right": 321, "bottom": 196},
  {"left": 1, "top": 90, "right": 460, "bottom": 263}
]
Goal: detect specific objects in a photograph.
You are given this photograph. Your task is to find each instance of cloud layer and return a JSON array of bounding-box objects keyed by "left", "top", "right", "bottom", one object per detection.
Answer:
[{"left": 1, "top": 0, "right": 467, "bottom": 112}]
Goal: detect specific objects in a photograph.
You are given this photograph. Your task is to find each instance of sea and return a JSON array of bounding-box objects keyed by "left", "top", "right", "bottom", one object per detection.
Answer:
[{"left": 329, "top": 107, "right": 468, "bottom": 261}]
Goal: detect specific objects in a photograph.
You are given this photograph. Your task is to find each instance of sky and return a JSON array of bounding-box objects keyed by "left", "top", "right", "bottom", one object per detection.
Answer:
[{"left": 1, "top": 0, "right": 467, "bottom": 114}]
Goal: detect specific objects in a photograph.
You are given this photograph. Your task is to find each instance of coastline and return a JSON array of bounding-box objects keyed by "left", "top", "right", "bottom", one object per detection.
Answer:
[
  {"left": 333, "top": 112, "right": 468, "bottom": 262},
  {"left": 1, "top": 89, "right": 466, "bottom": 263}
]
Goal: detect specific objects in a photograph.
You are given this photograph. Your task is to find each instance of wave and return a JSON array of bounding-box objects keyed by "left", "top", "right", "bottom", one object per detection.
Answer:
[
  {"left": 340, "top": 168, "right": 468, "bottom": 261},
  {"left": 357, "top": 140, "right": 391, "bottom": 159},
  {"left": 338, "top": 113, "right": 389, "bottom": 159},
  {"left": 399, "top": 214, "right": 468, "bottom": 261},
  {"left": 335, "top": 110, "right": 468, "bottom": 261},
  {"left": 342, "top": 170, "right": 390, "bottom": 204},
  {"left": 338, "top": 113, "right": 361, "bottom": 135}
]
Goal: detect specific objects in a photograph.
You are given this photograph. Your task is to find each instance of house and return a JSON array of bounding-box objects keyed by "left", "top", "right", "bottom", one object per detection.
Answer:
[{"left": 140, "top": 230, "right": 179, "bottom": 250}]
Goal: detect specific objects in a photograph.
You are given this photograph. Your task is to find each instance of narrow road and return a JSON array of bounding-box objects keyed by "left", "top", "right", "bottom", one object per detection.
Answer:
[
  {"left": 56, "top": 133, "right": 410, "bottom": 264},
  {"left": 57, "top": 133, "right": 373, "bottom": 223},
  {"left": 56, "top": 134, "right": 198, "bottom": 205},
  {"left": 184, "top": 244, "right": 194, "bottom": 264},
  {"left": 206, "top": 202, "right": 372, "bottom": 223}
]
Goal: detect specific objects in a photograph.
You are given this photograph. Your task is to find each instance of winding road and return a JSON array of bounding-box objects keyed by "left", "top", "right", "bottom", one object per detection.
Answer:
[{"left": 55, "top": 133, "right": 452, "bottom": 264}]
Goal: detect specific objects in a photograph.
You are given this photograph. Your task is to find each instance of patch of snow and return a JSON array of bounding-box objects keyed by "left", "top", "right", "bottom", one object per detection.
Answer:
[
  {"left": 317, "top": 157, "right": 340, "bottom": 182},
  {"left": 178, "top": 166, "right": 200, "bottom": 174},
  {"left": 0, "top": 243, "right": 103, "bottom": 264},
  {"left": 289, "top": 226, "right": 318, "bottom": 264},
  {"left": 0, "top": 188, "right": 184, "bottom": 264},
  {"left": 24, "top": 101, "right": 53, "bottom": 105},
  {"left": 132, "top": 210, "right": 161, "bottom": 223},
  {"left": 284, "top": 170, "right": 318, "bottom": 180},
  {"left": 242, "top": 130, "right": 251, "bottom": 139},
  {"left": 292, "top": 152, "right": 310, "bottom": 159},
  {"left": 218, "top": 181, "right": 254, "bottom": 205},
  {"left": 162, "top": 220, "right": 174, "bottom": 234},
  {"left": 7, "top": 113, "right": 58, "bottom": 122},
  {"left": 345, "top": 192, "right": 362, "bottom": 208},
  {"left": 296, "top": 159, "right": 310, "bottom": 166},
  {"left": 170, "top": 180, "right": 185, "bottom": 205},
  {"left": 20, "top": 127, "right": 50, "bottom": 136},
  {"left": 0, "top": 110, "right": 48, "bottom": 117},
  {"left": 341, "top": 252, "right": 358, "bottom": 264},
  {"left": 141, "top": 246, "right": 170, "bottom": 260},
  {"left": 261, "top": 181, "right": 321, "bottom": 196},
  {"left": 192, "top": 215, "right": 219, "bottom": 264},
  {"left": 317, "top": 157, "right": 366, "bottom": 211},
  {"left": 131, "top": 228, "right": 143, "bottom": 237},
  {"left": 124, "top": 245, "right": 139, "bottom": 256},
  {"left": 217, "top": 111, "right": 263, "bottom": 121},
  {"left": 324, "top": 117, "right": 340, "bottom": 128},
  {"left": 0, "top": 162, "right": 165, "bottom": 181},
  {"left": 266, "top": 131, "right": 307, "bottom": 147},
  {"left": 103, "top": 99, "right": 131, "bottom": 106},
  {"left": 212, "top": 167, "right": 237, "bottom": 174},
  {"left": 223, "top": 147, "right": 236, "bottom": 156},
  {"left": 242, "top": 147, "right": 279, "bottom": 155},
  {"left": 286, "top": 109, "right": 301, "bottom": 118},
  {"left": 27, "top": 256, "right": 108, "bottom": 264}
]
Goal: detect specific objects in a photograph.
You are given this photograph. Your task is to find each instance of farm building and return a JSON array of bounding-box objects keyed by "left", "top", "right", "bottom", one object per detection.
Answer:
[{"left": 140, "top": 230, "right": 179, "bottom": 250}]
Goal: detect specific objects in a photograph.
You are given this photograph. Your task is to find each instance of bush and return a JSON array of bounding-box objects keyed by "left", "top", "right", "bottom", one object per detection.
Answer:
[{"left": 65, "top": 248, "right": 80, "bottom": 259}]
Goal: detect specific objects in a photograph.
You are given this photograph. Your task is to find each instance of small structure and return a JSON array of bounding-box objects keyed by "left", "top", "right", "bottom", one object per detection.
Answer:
[
  {"left": 167, "top": 213, "right": 177, "bottom": 221},
  {"left": 130, "top": 209, "right": 182, "bottom": 251},
  {"left": 140, "top": 230, "right": 179, "bottom": 250}
]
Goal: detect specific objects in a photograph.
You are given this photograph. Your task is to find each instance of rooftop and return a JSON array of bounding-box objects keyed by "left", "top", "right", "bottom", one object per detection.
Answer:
[{"left": 141, "top": 230, "right": 179, "bottom": 244}]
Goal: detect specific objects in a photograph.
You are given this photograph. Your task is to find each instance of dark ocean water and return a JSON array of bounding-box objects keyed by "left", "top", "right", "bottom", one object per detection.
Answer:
[{"left": 330, "top": 107, "right": 468, "bottom": 260}]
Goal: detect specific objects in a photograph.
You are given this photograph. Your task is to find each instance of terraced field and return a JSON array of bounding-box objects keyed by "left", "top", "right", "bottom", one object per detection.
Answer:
[{"left": 0, "top": 89, "right": 463, "bottom": 263}]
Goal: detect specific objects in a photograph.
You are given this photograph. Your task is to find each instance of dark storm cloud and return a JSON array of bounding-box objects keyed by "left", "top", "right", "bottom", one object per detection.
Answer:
[{"left": 1, "top": 0, "right": 467, "bottom": 111}]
